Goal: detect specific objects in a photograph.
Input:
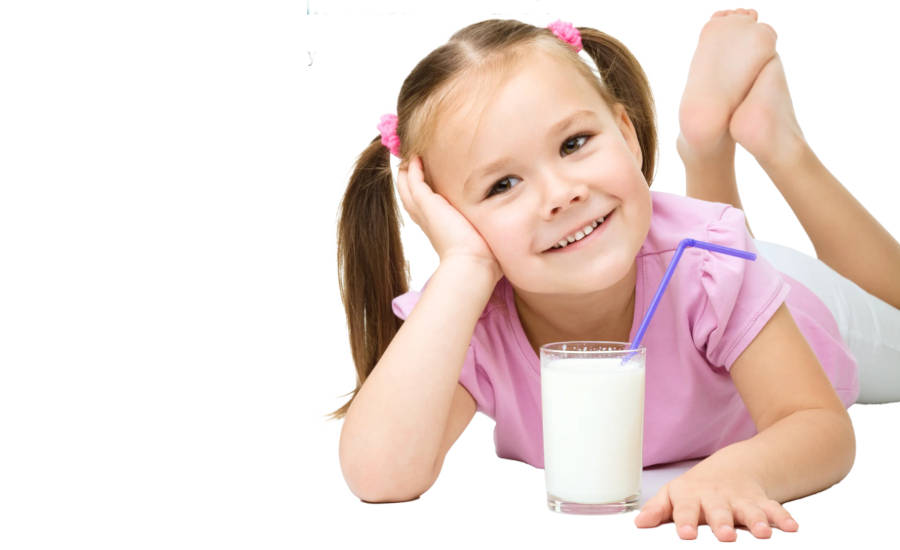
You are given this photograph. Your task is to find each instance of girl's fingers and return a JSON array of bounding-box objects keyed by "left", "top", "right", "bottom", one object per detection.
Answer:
[
  {"left": 758, "top": 499, "right": 799, "bottom": 532},
  {"left": 407, "top": 154, "right": 445, "bottom": 218},
  {"left": 700, "top": 498, "right": 736, "bottom": 542},
  {"left": 634, "top": 485, "right": 672, "bottom": 528},
  {"left": 407, "top": 154, "right": 427, "bottom": 202},
  {"left": 396, "top": 166, "right": 413, "bottom": 212},
  {"left": 731, "top": 500, "right": 772, "bottom": 539},
  {"left": 671, "top": 499, "right": 701, "bottom": 540}
]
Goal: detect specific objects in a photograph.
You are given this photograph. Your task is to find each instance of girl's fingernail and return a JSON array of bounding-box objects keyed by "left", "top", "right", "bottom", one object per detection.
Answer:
[{"left": 786, "top": 519, "right": 798, "bottom": 530}]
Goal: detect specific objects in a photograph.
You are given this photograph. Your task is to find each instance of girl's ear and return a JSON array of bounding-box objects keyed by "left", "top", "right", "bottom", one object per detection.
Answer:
[{"left": 612, "top": 103, "right": 643, "bottom": 168}]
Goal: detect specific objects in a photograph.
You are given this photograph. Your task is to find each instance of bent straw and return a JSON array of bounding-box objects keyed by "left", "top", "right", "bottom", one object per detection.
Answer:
[{"left": 622, "top": 238, "right": 757, "bottom": 363}]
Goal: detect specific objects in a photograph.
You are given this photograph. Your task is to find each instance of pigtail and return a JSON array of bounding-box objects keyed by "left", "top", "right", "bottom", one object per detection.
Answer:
[
  {"left": 329, "top": 137, "right": 409, "bottom": 420},
  {"left": 578, "top": 28, "right": 658, "bottom": 185}
]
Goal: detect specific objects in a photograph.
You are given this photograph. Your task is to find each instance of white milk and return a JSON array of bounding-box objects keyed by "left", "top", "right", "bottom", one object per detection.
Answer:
[{"left": 541, "top": 357, "right": 645, "bottom": 503}]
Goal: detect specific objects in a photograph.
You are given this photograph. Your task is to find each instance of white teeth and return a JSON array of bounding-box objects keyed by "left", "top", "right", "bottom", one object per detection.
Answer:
[{"left": 550, "top": 215, "right": 608, "bottom": 250}]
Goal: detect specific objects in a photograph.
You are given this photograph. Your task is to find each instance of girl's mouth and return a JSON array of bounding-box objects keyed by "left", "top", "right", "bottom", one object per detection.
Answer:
[{"left": 543, "top": 208, "right": 614, "bottom": 254}]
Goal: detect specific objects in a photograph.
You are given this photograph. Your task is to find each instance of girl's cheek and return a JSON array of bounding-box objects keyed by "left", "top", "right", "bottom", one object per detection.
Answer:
[
  {"left": 488, "top": 230, "right": 529, "bottom": 270},
  {"left": 489, "top": 232, "right": 520, "bottom": 262}
]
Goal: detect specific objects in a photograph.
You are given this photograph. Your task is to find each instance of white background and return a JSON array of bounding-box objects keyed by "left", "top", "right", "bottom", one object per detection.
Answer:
[{"left": 1, "top": 0, "right": 898, "bottom": 548}]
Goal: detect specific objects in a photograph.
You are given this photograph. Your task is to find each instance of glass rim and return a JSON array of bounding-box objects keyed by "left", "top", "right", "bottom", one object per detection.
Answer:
[{"left": 539, "top": 341, "right": 646, "bottom": 356}]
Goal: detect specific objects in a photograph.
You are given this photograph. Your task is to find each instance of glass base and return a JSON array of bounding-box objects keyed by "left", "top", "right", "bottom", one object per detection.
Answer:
[{"left": 546, "top": 492, "right": 640, "bottom": 515}]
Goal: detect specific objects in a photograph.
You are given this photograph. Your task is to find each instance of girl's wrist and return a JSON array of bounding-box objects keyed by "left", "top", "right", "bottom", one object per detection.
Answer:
[{"left": 438, "top": 254, "right": 503, "bottom": 287}]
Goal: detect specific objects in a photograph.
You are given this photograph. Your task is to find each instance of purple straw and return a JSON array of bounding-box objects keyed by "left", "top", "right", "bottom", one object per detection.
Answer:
[{"left": 622, "top": 238, "right": 756, "bottom": 362}]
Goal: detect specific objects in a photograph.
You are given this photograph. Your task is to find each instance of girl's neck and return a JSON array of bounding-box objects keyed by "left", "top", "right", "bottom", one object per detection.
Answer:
[{"left": 513, "top": 262, "right": 637, "bottom": 355}]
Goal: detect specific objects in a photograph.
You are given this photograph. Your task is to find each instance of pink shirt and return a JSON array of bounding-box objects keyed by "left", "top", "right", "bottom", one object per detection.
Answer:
[{"left": 391, "top": 191, "right": 859, "bottom": 468}]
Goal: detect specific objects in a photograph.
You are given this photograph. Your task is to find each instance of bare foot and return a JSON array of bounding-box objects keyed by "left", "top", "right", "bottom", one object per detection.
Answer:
[
  {"left": 677, "top": 9, "right": 778, "bottom": 159},
  {"left": 730, "top": 53, "right": 806, "bottom": 169}
]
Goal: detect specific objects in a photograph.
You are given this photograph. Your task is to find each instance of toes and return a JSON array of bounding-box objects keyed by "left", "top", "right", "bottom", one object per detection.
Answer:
[{"left": 712, "top": 8, "right": 759, "bottom": 21}]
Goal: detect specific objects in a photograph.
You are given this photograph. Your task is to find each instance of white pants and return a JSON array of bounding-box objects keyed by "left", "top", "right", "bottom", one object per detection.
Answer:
[{"left": 754, "top": 240, "right": 900, "bottom": 404}]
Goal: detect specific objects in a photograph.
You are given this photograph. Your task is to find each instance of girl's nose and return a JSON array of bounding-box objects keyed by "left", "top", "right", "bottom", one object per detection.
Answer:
[{"left": 544, "top": 179, "right": 588, "bottom": 218}]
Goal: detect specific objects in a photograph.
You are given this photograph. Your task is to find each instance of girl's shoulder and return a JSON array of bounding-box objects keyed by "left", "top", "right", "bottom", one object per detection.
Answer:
[
  {"left": 641, "top": 191, "right": 750, "bottom": 257},
  {"left": 642, "top": 192, "right": 790, "bottom": 370}
]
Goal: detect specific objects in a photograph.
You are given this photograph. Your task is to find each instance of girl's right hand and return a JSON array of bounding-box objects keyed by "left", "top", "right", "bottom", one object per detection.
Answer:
[{"left": 397, "top": 155, "right": 502, "bottom": 282}]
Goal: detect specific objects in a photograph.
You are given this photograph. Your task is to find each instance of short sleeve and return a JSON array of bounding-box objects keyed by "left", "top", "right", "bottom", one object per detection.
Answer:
[
  {"left": 691, "top": 206, "right": 791, "bottom": 370},
  {"left": 391, "top": 289, "right": 496, "bottom": 417},
  {"left": 391, "top": 289, "right": 422, "bottom": 320}
]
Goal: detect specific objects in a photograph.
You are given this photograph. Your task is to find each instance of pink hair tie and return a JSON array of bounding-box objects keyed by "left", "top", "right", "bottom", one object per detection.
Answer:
[
  {"left": 547, "top": 19, "right": 603, "bottom": 82},
  {"left": 547, "top": 19, "right": 583, "bottom": 52},
  {"left": 377, "top": 113, "right": 401, "bottom": 158}
]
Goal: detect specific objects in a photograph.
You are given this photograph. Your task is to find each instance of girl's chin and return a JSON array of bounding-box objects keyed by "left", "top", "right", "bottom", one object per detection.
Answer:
[{"left": 511, "top": 263, "right": 632, "bottom": 294}]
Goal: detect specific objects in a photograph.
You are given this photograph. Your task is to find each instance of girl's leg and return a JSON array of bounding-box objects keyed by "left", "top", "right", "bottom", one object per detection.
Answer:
[
  {"left": 676, "top": 137, "right": 750, "bottom": 234},
  {"left": 728, "top": 56, "right": 900, "bottom": 309}
]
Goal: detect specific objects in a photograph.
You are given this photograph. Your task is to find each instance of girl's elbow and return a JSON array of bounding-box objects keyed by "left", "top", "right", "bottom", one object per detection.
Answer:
[
  {"left": 824, "top": 407, "right": 856, "bottom": 481},
  {"left": 345, "top": 470, "right": 432, "bottom": 504},
  {"left": 841, "top": 412, "right": 857, "bottom": 477},
  {"left": 358, "top": 488, "right": 426, "bottom": 504},
  {"left": 340, "top": 451, "right": 436, "bottom": 504}
]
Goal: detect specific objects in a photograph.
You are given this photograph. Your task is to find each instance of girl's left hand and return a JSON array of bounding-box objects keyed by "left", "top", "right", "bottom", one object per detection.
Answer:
[{"left": 634, "top": 467, "right": 799, "bottom": 541}]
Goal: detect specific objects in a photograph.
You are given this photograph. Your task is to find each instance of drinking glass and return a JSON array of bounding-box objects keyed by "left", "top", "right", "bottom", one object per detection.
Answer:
[{"left": 540, "top": 341, "right": 646, "bottom": 514}]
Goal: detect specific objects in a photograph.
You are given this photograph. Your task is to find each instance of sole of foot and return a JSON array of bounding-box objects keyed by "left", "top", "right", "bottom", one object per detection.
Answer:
[{"left": 678, "top": 9, "right": 778, "bottom": 158}]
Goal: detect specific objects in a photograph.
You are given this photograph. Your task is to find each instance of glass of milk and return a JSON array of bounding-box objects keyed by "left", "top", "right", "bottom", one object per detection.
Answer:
[{"left": 540, "top": 341, "right": 646, "bottom": 514}]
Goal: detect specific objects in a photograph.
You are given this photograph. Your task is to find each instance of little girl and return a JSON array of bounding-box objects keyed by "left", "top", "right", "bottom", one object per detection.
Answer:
[{"left": 333, "top": 9, "right": 900, "bottom": 542}]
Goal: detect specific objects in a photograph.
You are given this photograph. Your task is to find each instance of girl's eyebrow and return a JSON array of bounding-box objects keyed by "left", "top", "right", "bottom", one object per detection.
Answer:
[{"left": 463, "top": 109, "right": 598, "bottom": 192}]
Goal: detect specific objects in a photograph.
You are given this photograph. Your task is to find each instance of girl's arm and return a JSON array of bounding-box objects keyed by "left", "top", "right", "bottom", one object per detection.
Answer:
[
  {"left": 338, "top": 257, "right": 496, "bottom": 503},
  {"left": 636, "top": 303, "right": 855, "bottom": 540},
  {"left": 718, "top": 302, "right": 855, "bottom": 502}
]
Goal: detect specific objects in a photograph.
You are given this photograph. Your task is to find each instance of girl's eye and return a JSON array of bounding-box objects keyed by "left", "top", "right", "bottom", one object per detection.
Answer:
[
  {"left": 486, "top": 176, "right": 521, "bottom": 198},
  {"left": 484, "top": 133, "right": 592, "bottom": 199},
  {"left": 561, "top": 134, "right": 591, "bottom": 156}
]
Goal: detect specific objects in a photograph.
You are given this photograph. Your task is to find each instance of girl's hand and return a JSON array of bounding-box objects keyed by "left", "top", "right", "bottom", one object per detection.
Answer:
[
  {"left": 635, "top": 466, "right": 799, "bottom": 541},
  {"left": 397, "top": 155, "right": 502, "bottom": 281}
]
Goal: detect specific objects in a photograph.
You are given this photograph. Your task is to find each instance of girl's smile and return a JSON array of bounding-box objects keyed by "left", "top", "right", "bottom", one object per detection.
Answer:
[{"left": 543, "top": 206, "right": 615, "bottom": 253}]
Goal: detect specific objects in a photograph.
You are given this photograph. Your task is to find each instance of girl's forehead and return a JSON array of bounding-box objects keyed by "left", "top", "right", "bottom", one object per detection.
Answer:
[
  {"left": 443, "top": 53, "right": 608, "bottom": 128},
  {"left": 434, "top": 59, "right": 609, "bottom": 144}
]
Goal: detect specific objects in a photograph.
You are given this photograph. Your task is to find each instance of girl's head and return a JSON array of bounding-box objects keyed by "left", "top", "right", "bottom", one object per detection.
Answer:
[
  {"left": 332, "top": 18, "right": 657, "bottom": 419},
  {"left": 418, "top": 45, "right": 653, "bottom": 295}
]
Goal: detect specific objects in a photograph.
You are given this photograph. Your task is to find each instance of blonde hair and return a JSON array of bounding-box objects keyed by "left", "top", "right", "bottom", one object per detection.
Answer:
[{"left": 330, "top": 18, "right": 657, "bottom": 419}]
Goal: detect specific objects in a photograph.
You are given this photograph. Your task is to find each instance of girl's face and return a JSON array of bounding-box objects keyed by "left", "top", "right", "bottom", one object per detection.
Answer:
[{"left": 423, "top": 51, "right": 652, "bottom": 294}]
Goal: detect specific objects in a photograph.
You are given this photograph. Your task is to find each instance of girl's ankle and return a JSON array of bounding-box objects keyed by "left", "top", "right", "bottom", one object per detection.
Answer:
[
  {"left": 676, "top": 132, "right": 736, "bottom": 167},
  {"left": 754, "top": 131, "right": 808, "bottom": 174}
]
